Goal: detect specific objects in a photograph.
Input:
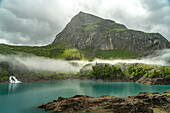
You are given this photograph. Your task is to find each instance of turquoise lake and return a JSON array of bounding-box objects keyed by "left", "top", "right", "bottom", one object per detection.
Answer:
[{"left": 0, "top": 80, "right": 170, "bottom": 113}]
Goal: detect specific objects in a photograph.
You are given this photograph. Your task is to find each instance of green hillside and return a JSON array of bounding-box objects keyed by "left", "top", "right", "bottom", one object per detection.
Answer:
[
  {"left": 0, "top": 40, "right": 141, "bottom": 60},
  {"left": 0, "top": 40, "right": 83, "bottom": 59},
  {"left": 81, "top": 49, "right": 141, "bottom": 61},
  {"left": 0, "top": 40, "right": 141, "bottom": 81}
]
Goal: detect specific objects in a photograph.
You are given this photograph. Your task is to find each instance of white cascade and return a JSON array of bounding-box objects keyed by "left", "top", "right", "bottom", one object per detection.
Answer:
[{"left": 9, "top": 76, "right": 22, "bottom": 83}]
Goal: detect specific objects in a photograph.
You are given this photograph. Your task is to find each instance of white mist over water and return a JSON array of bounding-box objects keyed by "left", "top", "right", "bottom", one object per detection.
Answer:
[
  {"left": 0, "top": 54, "right": 86, "bottom": 73},
  {"left": 0, "top": 49, "right": 170, "bottom": 74}
]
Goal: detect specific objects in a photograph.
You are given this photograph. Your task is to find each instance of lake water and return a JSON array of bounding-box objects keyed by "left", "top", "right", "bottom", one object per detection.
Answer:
[{"left": 0, "top": 80, "right": 170, "bottom": 113}]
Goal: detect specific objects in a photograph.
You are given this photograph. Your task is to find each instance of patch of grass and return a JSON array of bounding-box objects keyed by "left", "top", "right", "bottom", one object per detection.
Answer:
[
  {"left": 166, "top": 93, "right": 170, "bottom": 96},
  {"left": 148, "top": 94, "right": 153, "bottom": 97},
  {"left": 85, "top": 25, "right": 99, "bottom": 31},
  {"left": 157, "top": 94, "right": 162, "bottom": 96},
  {"left": 127, "top": 63, "right": 170, "bottom": 78},
  {"left": 80, "top": 49, "right": 96, "bottom": 61},
  {"left": 0, "top": 40, "right": 83, "bottom": 60},
  {"left": 166, "top": 75, "right": 170, "bottom": 77},
  {"left": 80, "top": 49, "right": 141, "bottom": 60},
  {"left": 96, "top": 49, "right": 141, "bottom": 59},
  {"left": 76, "top": 26, "right": 84, "bottom": 30},
  {"left": 103, "top": 28, "right": 127, "bottom": 34},
  {"left": 143, "top": 33, "right": 149, "bottom": 37}
]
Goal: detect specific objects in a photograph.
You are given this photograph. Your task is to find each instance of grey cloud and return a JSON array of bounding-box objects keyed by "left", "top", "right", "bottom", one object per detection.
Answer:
[
  {"left": 0, "top": 0, "right": 74, "bottom": 45},
  {"left": 0, "top": 0, "right": 169, "bottom": 45}
]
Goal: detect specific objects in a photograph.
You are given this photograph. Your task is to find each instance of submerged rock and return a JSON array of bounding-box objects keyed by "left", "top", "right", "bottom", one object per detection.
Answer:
[{"left": 37, "top": 90, "right": 170, "bottom": 113}]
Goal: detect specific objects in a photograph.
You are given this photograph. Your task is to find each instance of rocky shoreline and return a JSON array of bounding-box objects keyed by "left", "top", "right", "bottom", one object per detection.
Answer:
[
  {"left": 77, "top": 76, "right": 170, "bottom": 85},
  {"left": 37, "top": 89, "right": 170, "bottom": 113},
  {"left": 0, "top": 76, "right": 170, "bottom": 85},
  {"left": 0, "top": 75, "right": 69, "bottom": 84}
]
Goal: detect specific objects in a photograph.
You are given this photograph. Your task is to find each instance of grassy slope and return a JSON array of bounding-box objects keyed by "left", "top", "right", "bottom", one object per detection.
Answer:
[
  {"left": 77, "top": 19, "right": 150, "bottom": 36},
  {"left": 0, "top": 40, "right": 83, "bottom": 80},
  {"left": 0, "top": 40, "right": 82, "bottom": 59},
  {"left": 0, "top": 42, "right": 141, "bottom": 61},
  {"left": 81, "top": 49, "right": 141, "bottom": 61}
]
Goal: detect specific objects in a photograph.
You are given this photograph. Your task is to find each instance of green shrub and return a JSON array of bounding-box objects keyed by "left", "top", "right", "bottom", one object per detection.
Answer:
[
  {"left": 88, "top": 64, "right": 124, "bottom": 78},
  {"left": 148, "top": 94, "right": 153, "bottom": 97},
  {"left": 165, "top": 75, "right": 170, "bottom": 78},
  {"left": 126, "top": 63, "right": 170, "bottom": 78}
]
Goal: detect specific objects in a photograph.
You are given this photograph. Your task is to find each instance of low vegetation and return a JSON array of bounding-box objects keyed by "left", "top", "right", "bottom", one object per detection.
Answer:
[
  {"left": 126, "top": 63, "right": 170, "bottom": 78},
  {"left": 103, "top": 28, "right": 127, "bottom": 34},
  {"left": 82, "top": 63, "right": 170, "bottom": 79},
  {"left": 0, "top": 40, "right": 83, "bottom": 59},
  {"left": 87, "top": 64, "right": 125, "bottom": 78},
  {"left": 80, "top": 49, "right": 141, "bottom": 61}
]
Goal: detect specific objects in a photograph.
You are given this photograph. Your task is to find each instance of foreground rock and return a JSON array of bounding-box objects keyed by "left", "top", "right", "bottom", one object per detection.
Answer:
[{"left": 37, "top": 90, "right": 170, "bottom": 113}]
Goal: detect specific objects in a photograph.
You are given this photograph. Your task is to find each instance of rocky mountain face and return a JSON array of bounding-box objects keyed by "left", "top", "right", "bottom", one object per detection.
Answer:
[{"left": 53, "top": 12, "right": 170, "bottom": 56}]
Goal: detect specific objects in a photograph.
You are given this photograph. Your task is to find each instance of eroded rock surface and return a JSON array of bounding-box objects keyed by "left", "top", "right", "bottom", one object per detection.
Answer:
[
  {"left": 37, "top": 90, "right": 170, "bottom": 113},
  {"left": 53, "top": 12, "right": 170, "bottom": 56}
]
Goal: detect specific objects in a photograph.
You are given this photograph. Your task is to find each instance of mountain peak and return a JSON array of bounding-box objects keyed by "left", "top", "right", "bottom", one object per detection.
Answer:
[
  {"left": 70, "top": 11, "right": 103, "bottom": 25},
  {"left": 53, "top": 12, "right": 170, "bottom": 56},
  {"left": 78, "top": 11, "right": 86, "bottom": 14}
]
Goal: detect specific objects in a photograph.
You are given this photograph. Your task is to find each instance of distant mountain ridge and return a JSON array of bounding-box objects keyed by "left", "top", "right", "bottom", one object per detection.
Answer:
[{"left": 53, "top": 11, "right": 170, "bottom": 56}]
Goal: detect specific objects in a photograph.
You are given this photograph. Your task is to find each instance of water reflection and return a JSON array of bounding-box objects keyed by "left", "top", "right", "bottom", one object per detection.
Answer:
[
  {"left": 78, "top": 81, "right": 170, "bottom": 97},
  {"left": 0, "top": 80, "right": 170, "bottom": 113},
  {"left": 8, "top": 83, "right": 22, "bottom": 94},
  {"left": 0, "top": 80, "right": 170, "bottom": 97}
]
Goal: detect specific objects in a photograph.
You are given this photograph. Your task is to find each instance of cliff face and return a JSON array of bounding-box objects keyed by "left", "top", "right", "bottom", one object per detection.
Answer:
[{"left": 53, "top": 12, "right": 170, "bottom": 56}]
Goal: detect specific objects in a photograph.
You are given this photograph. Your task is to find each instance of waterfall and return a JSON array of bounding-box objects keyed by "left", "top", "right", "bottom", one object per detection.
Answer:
[{"left": 9, "top": 76, "right": 22, "bottom": 83}]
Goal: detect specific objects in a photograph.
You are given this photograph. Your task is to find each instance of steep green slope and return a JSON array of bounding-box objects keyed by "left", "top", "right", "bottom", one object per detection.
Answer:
[
  {"left": 81, "top": 49, "right": 141, "bottom": 60},
  {"left": 0, "top": 41, "right": 141, "bottom": 61},
  {"left": 0, "top": 40, "right": 83, "bottom": 59}
]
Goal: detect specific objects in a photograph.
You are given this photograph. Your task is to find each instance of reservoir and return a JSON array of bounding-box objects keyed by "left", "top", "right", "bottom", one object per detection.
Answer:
[{"left": 0, "top": 80, "right": 170, "bottom": 113}]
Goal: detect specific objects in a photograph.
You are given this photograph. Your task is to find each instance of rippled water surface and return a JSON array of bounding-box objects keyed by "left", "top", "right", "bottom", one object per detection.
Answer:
[{"left": 0, "top": 80, "right": 170, "bottom": 113}]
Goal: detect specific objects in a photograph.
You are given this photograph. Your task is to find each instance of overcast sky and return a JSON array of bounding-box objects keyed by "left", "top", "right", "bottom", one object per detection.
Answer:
[{"left": 0, "top": 0, "right": 170, "bottom": 45}]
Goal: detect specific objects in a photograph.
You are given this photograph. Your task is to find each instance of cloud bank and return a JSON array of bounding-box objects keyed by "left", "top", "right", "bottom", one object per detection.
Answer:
[
  {"left": 0, "top": 0, "right": 170, "bottom": 45},
  {"left": 93, "top": 49, "right": 170, "bottom": 66},
  {"left": 0, "top": 49, "right": 169, "bottom": 75},
  {"left": 0, "top": 54, "right": 85, "bottom": 73}
]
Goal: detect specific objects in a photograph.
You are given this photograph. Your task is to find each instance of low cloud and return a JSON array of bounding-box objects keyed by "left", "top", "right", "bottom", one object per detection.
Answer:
[
  {"left": 0, "top": 49, "right": 169, "bottom": 75},
  {"left": 0, "top": 54, "right": 85, "bottom": 73},
  {"left": 93, "top": 49, "right": 170, "bottom": 66}
]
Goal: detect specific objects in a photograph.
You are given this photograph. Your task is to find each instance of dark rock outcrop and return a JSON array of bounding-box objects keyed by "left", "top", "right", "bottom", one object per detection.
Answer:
[
  {"left": 53, "top": 12, "right": 170, "bottom": 56},
  {"left": 37, "top": 90, "right": 170, "bottom": 113},
  {"left": 135, "top": 77, "right": 170, "bottom": 85}
]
